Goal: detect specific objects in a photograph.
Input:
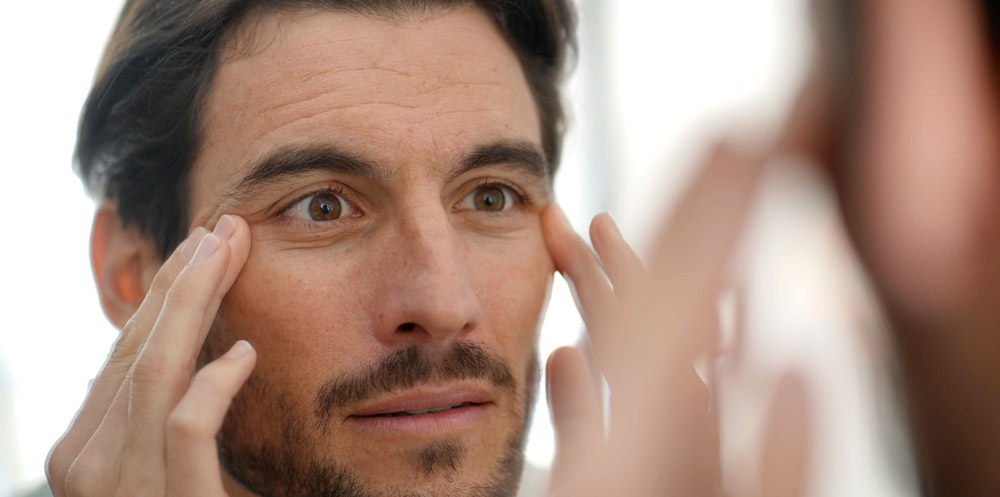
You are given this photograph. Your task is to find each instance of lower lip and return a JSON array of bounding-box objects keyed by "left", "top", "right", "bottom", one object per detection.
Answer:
[{"left": 347, "top": 403, "right": 491, "bottom": 435}]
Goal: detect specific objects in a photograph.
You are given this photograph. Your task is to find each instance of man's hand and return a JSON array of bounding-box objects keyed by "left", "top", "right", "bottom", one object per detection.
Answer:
[
  {"left": 541, "top": 146, "right": 811, "bottom": 496},
  {"left": 46, "top": 215, "right": 254, "bottom": 497}
]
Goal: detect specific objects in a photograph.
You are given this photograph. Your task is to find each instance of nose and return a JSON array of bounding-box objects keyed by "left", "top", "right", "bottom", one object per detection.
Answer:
[{"left": 371, "top": 207, "right": 483, "bottom": 347}]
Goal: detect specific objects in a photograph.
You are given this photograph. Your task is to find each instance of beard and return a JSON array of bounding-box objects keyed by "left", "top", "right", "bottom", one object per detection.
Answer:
[{"left": 202, "top": 341, "right": 539, "bottom": 497}]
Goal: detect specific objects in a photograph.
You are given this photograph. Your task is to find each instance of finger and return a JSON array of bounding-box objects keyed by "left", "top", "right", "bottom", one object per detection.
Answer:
[
  {"left": 542, "top": 204, "right": 618, "bottom": 342},
  {"left": 760, "top": 373, "right": 812, "bottom": 497},
  {"left": 607, "top": 306, "right": 720, "bottom": 497},
  {"left": 46, "top": 226, "right": 208, "bottom": 495},
  {"left": 59, "top": 386, "right": 130, "bottom": 497},
  {"left": 589, "top": 213, "right": 645, "bottom": 302},
  {"left": 546, "top": 347, "right": 603, "bottom": 494},
  {"left": 167, "top": 340, "right": 257, "bottom": 496},
  {"left": 609, "top": 144, "right": 761, "bottom": 383},
  {"left": 121, "top": 215, "right": 251, "bottom": 491},
  {"left": 639, "top": 143, "right": 763, "bottom": 350},
  {"left": 598, "top": 145, "right": 759, "bottom": 495}
]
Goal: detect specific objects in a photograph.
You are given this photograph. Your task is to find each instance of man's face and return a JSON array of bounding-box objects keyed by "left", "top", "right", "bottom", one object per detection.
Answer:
[{"left": 183, "top": 5, "right": 553, "bottom": 497}]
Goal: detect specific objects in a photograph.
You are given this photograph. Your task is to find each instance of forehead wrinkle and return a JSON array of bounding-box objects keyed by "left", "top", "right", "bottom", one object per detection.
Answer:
[
  {"left": 407, "top": 109, "right": 526, "bottom": 135},
  {"left": 224, "top": 57, "right": 514, "bottom": 147},
  {"left": 246, "top": 62, "right": 508, "bottom": 119},
  {"left": 242, "top": 81, "right": 517, "bottom": 147},
  {"left": 253, "top": 64, "right": 422, "bottom": 118}
]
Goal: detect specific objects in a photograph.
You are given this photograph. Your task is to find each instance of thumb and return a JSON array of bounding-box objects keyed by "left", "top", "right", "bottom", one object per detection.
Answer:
[{"left": 547, "top": 346, "right": 603, "bottom": 495}]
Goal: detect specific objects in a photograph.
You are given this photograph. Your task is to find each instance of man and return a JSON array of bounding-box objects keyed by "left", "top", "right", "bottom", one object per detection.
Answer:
[
  {"left": 49, "top": 0, "right": 578, "bottom": 496},
  {"left": 45, "top": 0, "right": 772, "bottom": 496}
]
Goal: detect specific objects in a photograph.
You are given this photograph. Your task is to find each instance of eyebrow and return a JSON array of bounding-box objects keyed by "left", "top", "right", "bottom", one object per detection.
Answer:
[
  {"left": 224, "top": 140, "right": 549, "bottom": 201},
  {"left": 225, "top": 145, "right": 383, "bottom": 201},
  {"left": 447, "top": 140, "right": 549, "bottom": 182}
]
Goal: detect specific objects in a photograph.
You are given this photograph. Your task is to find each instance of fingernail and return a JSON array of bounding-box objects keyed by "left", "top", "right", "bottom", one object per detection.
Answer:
[
  {"left": 178, "top": 227, "right": 207, "bottom": 261},
  {"left": 224, "top": 340, "right": 253, "bottom": 359},
  {"left": 190, "top": 233, "right": 220, "bottom": 264},
  {"left": 214, "top": 215, "right": 236, "bottom": 240}
]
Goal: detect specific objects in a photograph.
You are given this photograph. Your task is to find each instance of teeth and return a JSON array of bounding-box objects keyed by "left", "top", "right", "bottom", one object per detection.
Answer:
[{"left": 377, "top": 402, "right": 468, "bottom": 417}]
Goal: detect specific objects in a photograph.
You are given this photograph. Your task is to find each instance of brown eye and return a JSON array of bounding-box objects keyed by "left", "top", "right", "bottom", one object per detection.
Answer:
[
  {"left": 473, "top": 186, "right": 507, "bottom": 211},
  {"left": 308, "top": 193, "right": 343, "bottom": 221}
]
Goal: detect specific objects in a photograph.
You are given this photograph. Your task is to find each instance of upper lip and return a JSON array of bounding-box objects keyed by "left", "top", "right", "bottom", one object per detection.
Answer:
[{"left": 348, "top": 383, "right": 494, "bottom": 417}]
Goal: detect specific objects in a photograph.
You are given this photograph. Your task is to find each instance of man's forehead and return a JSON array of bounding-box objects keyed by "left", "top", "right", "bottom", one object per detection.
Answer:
[{"left": 192, "top": 4, "right": 543, "bottom": 210}]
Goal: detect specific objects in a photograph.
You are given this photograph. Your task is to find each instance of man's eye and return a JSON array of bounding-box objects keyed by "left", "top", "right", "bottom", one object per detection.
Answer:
[
  {"left": 460, "top": 185, "right": 514, "bottom": 212},
  {"left": 283, "top": 192, "right": 353, "bottom": 221}
]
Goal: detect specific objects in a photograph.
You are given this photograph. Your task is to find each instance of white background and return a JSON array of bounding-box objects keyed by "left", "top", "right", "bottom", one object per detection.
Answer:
[{"left": 0, "top": 1, "right": 915, "bottom": 496}]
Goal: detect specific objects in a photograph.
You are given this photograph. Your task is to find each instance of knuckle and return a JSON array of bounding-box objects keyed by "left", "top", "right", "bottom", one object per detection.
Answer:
[
  {"left": 166, "top": 401, "right": 212, "bottom": 440},
  {"left": 131, "top": 347, "right": 172, "bottom": 385},
  {"left": 117, "top": 318, "right": 148, "bottom": 351},
  {"left": 162, "top": 282, "right": 197, "bottom": 310}
]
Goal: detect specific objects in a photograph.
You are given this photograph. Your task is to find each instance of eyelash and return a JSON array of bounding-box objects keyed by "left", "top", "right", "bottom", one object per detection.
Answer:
[
  {"left": 463, "top": 178, "right": 532, "bottom": 211},
  {"left": 275, "top": 184, "right": 355, "bottom": 223}
]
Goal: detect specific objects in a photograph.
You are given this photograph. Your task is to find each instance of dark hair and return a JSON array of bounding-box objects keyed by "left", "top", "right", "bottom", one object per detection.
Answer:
[{"left": 76, "top": 0, "right": 577, "bottom": 259}]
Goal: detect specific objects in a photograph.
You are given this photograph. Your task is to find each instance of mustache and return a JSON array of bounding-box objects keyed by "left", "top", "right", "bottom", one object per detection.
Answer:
[{"left": 314, "top": 342, "right": 516, "bottom": 422}]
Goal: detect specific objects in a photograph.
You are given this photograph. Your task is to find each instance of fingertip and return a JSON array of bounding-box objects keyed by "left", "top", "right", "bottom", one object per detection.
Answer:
[
  {"left": 189, "top": 233, "right": 222, "bottom": 264},
  {"left": 176, "top": 226, "right": 209, "bottom": 262},
  {"left": 546, "top": 203, "right": 571, "bottom": 227},
  {"left": 546, "top": 346, "right": 593, "bottom": 411},
  {"left": 588, "top": 212, "right": 611, "bottom": 242},
  {"left": 542, "top": 205, "right": 595, "bottom": 270},
  {"left": 541, "top": 204, "right": 577, "bottom": 268},
  {"left": 213, "top": 215, "right": 236, "bottom": 240},
  {"left": 589, "top": 212, "right": 626, "bottom": 251},
  {"left": 546, "top": 346, "right": 577, "bottom": 403},
  {"left": 548, "top": 346, "right": 584, "bottom": 374},
  {"left": 226, "top": 215, "right": 252, "bottom": 260},
  {"left": 223, "top": 339, "right": 255, "bottom": 360},
  {"left": 211, "top": 215, "right": 251, "bottom": 293}
]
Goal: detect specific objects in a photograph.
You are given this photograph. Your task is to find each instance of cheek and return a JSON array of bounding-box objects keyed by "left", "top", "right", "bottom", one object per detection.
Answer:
[
  {"left": 214, "top": 248, "right": 376, "bottom": 403},
  {"left": 472, "top": 234, "right": 554, "bottom": 367}
]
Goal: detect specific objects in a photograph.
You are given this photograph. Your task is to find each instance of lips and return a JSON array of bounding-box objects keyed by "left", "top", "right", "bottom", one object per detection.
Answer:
[
  {"left": 349, "top": 385, "right": 493, "bottom": 418},
  {"left": 367, "top": 401, "right": 476, "bottom": 417},
  {"left": 346, "top": 384, "right": 494, "bottom": 434}
]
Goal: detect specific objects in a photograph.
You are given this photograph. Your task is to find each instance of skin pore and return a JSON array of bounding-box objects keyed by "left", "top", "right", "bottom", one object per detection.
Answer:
[{"left": 176, "top": 5, "right": 555, "bottom": 497}]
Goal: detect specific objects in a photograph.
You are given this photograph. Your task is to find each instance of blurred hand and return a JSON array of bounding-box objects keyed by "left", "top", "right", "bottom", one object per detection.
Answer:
[
  {"left": 542, "top": 146, "right": 811, "bottom": 497},
  {"left": 783, "top": 1, "right": 1000, "bottom": 493},
  {"left": 46, "top": 215, "right": 254, "bottom": 497}
]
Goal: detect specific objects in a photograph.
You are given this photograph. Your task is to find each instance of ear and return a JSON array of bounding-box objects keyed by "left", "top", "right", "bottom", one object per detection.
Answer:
[{"left": 90, "top": 202, "right": 160, "bottom": 329}]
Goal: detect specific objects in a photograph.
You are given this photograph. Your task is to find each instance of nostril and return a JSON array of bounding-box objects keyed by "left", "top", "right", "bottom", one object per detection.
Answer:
[{"left": 398, "top": 322, "right": 417, "bottom": 332}]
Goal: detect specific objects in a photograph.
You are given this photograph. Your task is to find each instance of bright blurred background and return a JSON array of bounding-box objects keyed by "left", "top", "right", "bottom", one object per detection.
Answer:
[{"left": 0, "top": 1, "right": 917, "bottom": 496}]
